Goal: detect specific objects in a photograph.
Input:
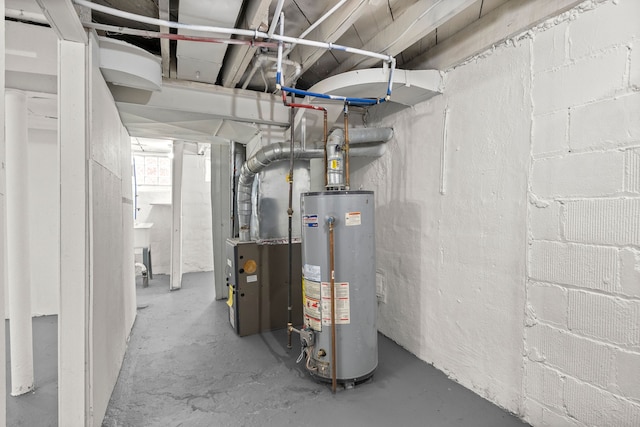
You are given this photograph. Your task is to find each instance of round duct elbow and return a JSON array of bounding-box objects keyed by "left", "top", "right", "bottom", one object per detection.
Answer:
[{"left": 98, "top": 36, "right": 162, "bottom": 91}]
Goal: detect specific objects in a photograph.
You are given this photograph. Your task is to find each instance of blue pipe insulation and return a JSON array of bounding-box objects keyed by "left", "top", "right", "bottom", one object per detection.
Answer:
[{"left": 280, "top": 86, "right": 387, "bottom": 106}]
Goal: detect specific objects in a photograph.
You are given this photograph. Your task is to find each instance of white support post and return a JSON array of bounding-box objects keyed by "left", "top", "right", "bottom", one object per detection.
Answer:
[
  {"left": 0, "top": 0, "right": 6, "bottom": 419},
  {"left": 58, "top": 39, "right": 90, "bottom": 426},
  {"left": 170, "top": 142, "right": 184, "bottom": 290},
  {"left": 5, "top": 89, "right": 34, "bottom": 396},
  {"left": 210, "top": 144, "right": 231, "bottom": 300}
]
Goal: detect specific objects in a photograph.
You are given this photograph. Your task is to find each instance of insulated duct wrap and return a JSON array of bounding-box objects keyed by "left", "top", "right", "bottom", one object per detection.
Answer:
[{"left": 237, "top": 127, "right": 393, "bottom": 241}]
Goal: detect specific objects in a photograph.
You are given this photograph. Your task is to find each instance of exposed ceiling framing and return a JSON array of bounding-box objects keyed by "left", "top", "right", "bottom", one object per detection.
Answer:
[{"left": 7, "top": 0, "right": 582, "bottom": 145}]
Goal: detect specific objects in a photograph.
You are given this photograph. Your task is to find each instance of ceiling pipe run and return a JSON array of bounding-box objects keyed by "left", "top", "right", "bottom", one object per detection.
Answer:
[{"left": 237, "top": 127, "right": 394, "bottom": 242}]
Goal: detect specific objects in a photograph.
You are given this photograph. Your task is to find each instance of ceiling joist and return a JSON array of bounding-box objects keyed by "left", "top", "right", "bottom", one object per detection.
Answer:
[
  {"left": 221, "top": 0, "right": 271, "bottom": 88},
  {"left": 329, "top": 0, "right": 476, "bottom": 76}
]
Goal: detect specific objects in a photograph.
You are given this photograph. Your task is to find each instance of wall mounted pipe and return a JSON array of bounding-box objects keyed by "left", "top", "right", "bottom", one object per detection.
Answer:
[{"left": 237, "top": 127, "right": 393, "bottom": 242}]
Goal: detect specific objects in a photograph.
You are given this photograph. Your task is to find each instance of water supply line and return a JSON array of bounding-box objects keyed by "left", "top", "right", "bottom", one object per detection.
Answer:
[
  {"left": 287, "top": 92, "right": 295, "bottom": 349},
  {"left": 344, "top": 105, "right": 350, "bottom": 190},
  {"left": 81, "top": 22, "right": 278, "bottom": 48},
  {"left": 267, "top": 0, "right": 286, "bottom": 39},
  {"left": 241, "top": 55, "right": 302, "bottom": 91},
  {"left": 280, "top": 91, "right": 328, "bottom": 188},
  {"left": 74, "top": 0, "right": 393, "bottom": 63},
  {"left": 327, "top": 216, "right": 337, "bottom": 394},
  {"left": 75, "top": 0, "right": 397, "bottom": 105},
  {"left": 282, "top": 0, "right": 348, "bottom": 58}
]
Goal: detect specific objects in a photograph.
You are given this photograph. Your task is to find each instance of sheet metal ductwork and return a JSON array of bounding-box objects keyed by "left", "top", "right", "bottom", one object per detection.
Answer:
[{"left": 237, "top": 127, "right": 394, "bottom": 242}]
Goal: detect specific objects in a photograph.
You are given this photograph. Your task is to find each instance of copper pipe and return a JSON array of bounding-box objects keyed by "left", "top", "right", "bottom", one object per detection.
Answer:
[
  {"left": 323, "top": 110, "right": 328, "bottom": 188},
  {"left": 280, "top": 90, "right": 329, "bottom": 189},
  {"left": 287, "top": 92, "right": 295, "bottom": 349},
  {"left": 328, "top": 216, "right": 337, "bottom": 393},
  {"left": 280, "top": 90, "right": 328, "bottom": 349},
  {"left": 343, "top": 105, "right": 350, "bottom": 190}
]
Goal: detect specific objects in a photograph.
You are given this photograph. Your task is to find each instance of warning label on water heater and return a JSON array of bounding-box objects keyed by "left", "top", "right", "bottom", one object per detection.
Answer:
[
  {"left": 321, "top": 281, "right": 350, "bottom": 325},
  {"left": 303, "top": 278, "right": 322, "bottom": 331},
  {"left": 345, "top": 212, "right": 361, "bottom": 226}
]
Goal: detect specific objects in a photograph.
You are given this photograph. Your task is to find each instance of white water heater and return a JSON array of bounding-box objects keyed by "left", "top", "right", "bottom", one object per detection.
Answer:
[{"left": 299, "top": 190, "right": 377, "bottom": 386}]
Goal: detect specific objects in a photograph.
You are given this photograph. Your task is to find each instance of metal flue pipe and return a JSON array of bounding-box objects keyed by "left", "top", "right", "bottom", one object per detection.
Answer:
[{"left": 236, "top": 127, "right": 393, "bottom": 242}]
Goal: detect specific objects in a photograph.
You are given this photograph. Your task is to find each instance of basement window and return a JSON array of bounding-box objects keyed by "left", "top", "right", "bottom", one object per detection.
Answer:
[{"left": 134, "top": 155, "right": 171, "bottom": 186}]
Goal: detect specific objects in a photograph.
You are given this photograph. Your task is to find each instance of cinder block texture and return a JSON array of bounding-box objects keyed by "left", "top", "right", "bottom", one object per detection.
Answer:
[
  {"left": 533, "top": 21, "right": 567, "bottom": 73},
  {"left": 523, "top": 397, "right": 584, "bottom": 427},
  {"left": 570, "top": 93, "right": 640, "bottom": 150},
  {"left": 527, "top": 283, "right": 567, "bottom": 327},
  {"left": 529, "top": 201, "right": 562, "bottom": 241},
  {"left": 524, "top": 360, "right": 564, "bottom": 410},
  {"left": 568, "top": 0, "right": 640, "bottom": 60},
  {"left": 529, "top": 241, "right": 617, "bottom": 292},
  {"left": 620, "top": 248, "right": 640, "bottom": 298},
  {"left": 565, "top": 198, "right": 640, "bottom": 246},
  {"left": 564, "top": 377, "right": 640, "bottom": 426},
  {"left": 532, "top": 110, "right": 568, "bottom": 157},
  {"left": 568, "top": 291, "right": 640, "bottom": 346},
  {"left": 531, "top": 151, "right": 626, "bottom": 197},
  {"left": 626, "top": 149, "right": 640, "bottom": 194},
  {"left": 632, "top": 44, "right": 640, "bottom": 89},
  {"left": 526, "top": 323, "right": 614, "bottom": 389},
  {"left": 533, "top": 48, "right": 627, "bottom": 114},
  {"left": 616, "top": 350, "right": 640, "bottom": 401}
]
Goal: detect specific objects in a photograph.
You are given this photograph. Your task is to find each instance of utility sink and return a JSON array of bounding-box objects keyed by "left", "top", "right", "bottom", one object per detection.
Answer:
[{"left": 133, "top": 223, "right": 153, "bottom": 248}]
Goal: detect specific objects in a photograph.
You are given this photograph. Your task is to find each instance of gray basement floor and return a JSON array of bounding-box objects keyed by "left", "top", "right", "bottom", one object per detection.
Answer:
[{"left": 8, "top": 272, "right": 528, "bottom": 427}]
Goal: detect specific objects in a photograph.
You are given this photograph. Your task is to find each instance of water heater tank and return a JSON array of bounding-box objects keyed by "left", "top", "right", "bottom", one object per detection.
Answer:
[{"left": 300, "top": 191, "right": 377, "bottom": 384}]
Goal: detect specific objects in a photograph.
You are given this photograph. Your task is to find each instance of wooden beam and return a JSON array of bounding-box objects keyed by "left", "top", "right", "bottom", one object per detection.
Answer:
[
  {"left": 330, "top": 0, "right": 475, "bottom": 76},
  {"left": 405, "top": 0, "right": 584, "bottom": 71},
  {"left": 288, "top": 0, "right": 369, "bottom": 81},
  {"left": 159, "top": 0, "right": 171, "bottom": 78},
  {"left": 221, "top": 0, "right": 271, "bottom": 88},
  {"left": 35, "top": 0, "right": 86, "bottom": 43}
]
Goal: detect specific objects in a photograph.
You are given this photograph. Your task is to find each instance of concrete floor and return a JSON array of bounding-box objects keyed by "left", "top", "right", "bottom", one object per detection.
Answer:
[
  {"left": 103, "top": 272, "right": 527, "bottom": 427},
  {"left": 5, "top": 272, "right": 528, "bottom": 426},
  {"left": 6, "top": 315, "right": 58, "bottom": 427}
]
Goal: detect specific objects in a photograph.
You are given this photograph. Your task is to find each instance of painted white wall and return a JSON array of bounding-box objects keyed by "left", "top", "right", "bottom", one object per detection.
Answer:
[
  {"left": 524, "top": 1, "right": 640, "bottom": 425},
  {"left": 135, "top": 152, "right": 213, "bottom": 275},
  {"left": 351, "top": 0, "right": 640, "bottom": 424},
  {"left": 89, "top": 46, "right": 137, "bottom": 424},
  {"left": 2, "top": 128, "right": 60, "bottom": 318},
  {"left": 355, "top": 38, "right": 530, "bottom": 413},
  {"left": 27, "top": 129, "right": 59, "bottom": 316},
  {"left": 182, "top": 153, "right": 214, "bottom": 273}
]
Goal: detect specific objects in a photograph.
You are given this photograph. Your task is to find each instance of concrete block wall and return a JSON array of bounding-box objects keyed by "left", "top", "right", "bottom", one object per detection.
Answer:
[
  {"left": 353, "top": 29, "right": 531, "bottom": 414},
  {"left": 350, "top": 1, "right": 639, "bottom": 425},
  {"left": 525, "top": 1, "right": 640, "bottom": 425}
]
